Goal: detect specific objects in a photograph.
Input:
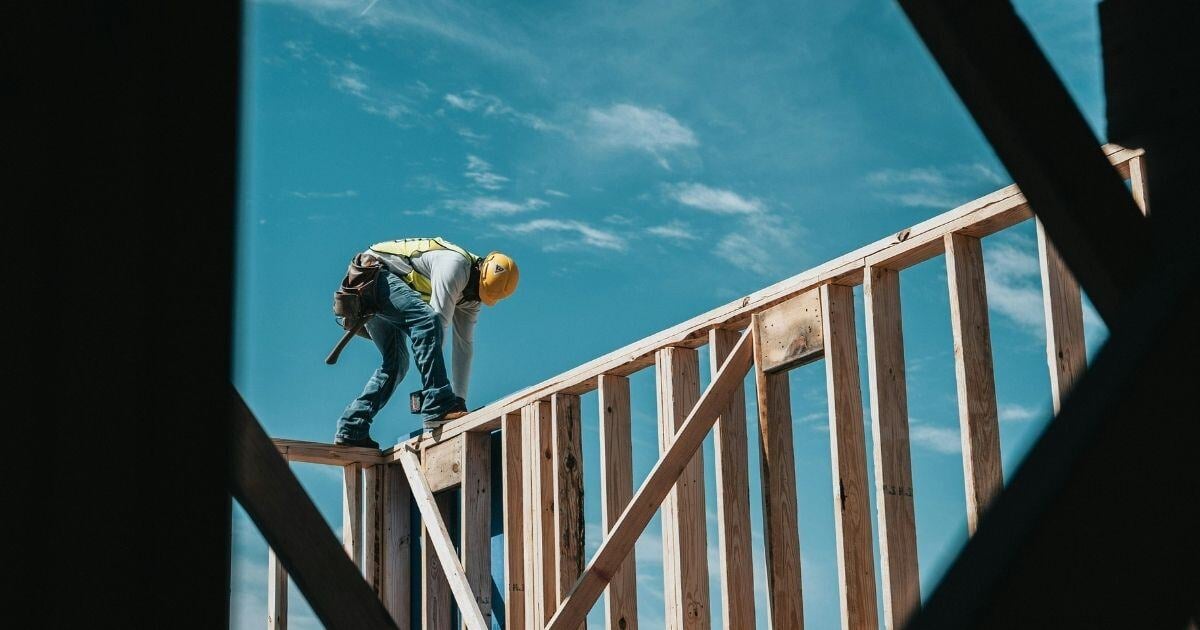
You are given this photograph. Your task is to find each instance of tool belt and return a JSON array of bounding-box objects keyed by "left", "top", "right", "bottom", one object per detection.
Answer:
[{"left": 332, "top": 252, "right": 383, "bottom": 340}]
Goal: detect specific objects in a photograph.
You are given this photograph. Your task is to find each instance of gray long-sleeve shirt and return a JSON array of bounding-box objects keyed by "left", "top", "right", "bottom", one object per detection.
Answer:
[{"left": 369, "top": 248, "right": 480, "bottom": 401}]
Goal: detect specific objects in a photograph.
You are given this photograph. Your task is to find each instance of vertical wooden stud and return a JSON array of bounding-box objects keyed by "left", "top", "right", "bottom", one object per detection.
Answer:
[
  {"left": 1036, "top": 220, "right": 1088, "bottom": 414},
  {"left": 598, "top": 374, "right": 639, "bottom": 630},
  {"left": 1129, "top": 155, "right": 1150, "bottom": 215},
  {"left": 267, "top": 547, "right": 288, "bottom": 629},
  {"left": 364, "top": 464, "right": 384, "bottom": 591},
  {"left": 552, "top": 393, "right": 586, "bottom": 629},
  {"left": 523, "top": 400, "right": 555, "bottom": 626},
  {"left": 502, "top": 412, "right": 527, "bottom": 630},
  {"left": 343, "top": 462, "right": 363, "bottom": 567},
  {"left": 423, "top": 491, "right": 455, "bottom": 630},
  {"left": 383, "top": 462, "right": 412, "bottom": 628},
  {"left": 462, "top": 432, "right": 493, "bottom": 628}
]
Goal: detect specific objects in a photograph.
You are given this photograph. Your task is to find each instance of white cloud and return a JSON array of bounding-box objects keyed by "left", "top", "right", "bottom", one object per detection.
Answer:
[
  {"left": 713, "top": 213, "right": 801, "bottom": 276},
  {"left": 501, "top": 218, "right": 627, "bottom": 251},
  {"left": 444, "top": 90, "right": 557, "bottom": 131},
  {"left": 288, "top": 190, "right": 359, "bottom": 199},
  {"left": 586, "top": 104, "right": 697, "bottom": 168},
  {"left": 999, "top": 403, "right": 1040, "bottom": 423},
  {"left": 544, "top": 189, "right": 569, "bottom": 198},
  {"left": 865, "top": 162, "right": 1008, "bottom": 209},
  {"left": 665, "top": 183, "right": 764, "bottom": 215},
  {"left": 464, "top": 155, "right": 509, "bottom": 190},
  {"left": 452, "top": 196, "right": 546, "bottom": 217},
  {"left": 984, "top": 236, "right": 1047, "bottom": 337},
  {"left": 646, "top": 221, "right": 699, "bottom": 241},
  {"left": 909, "top": 419, "right": 961, "bottom": 454}
]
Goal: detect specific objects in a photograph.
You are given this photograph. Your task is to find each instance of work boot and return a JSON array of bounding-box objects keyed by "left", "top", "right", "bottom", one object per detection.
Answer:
[
  {"left": 335, "top": 435, "right": 380, "bottom": 449},
  {"left": 423, "top": 410, "right": 469, "bottom": 432}
]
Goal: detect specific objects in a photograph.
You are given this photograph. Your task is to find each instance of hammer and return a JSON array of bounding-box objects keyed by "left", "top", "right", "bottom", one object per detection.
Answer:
[{"left": 325, "top": 317, "right": 369, "bottom": 365}]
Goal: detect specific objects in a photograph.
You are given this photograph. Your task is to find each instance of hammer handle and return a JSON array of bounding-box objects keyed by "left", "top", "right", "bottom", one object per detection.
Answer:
[{"left": 325, "top": 318, "right": 367, "bottom": 365}]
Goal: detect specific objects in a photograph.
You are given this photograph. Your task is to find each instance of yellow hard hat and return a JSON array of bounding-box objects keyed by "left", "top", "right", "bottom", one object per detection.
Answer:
[{"left": 478, "top": 252, "right": 519, "bottom": 306}]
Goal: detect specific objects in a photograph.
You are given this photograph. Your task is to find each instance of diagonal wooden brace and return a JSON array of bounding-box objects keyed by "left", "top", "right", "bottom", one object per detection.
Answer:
[
  {"left": 396, "top": 446, "right": 491, "bottom": 630},
  {"left": 545, "top": 327, "right": 755, "bottom": 630}
]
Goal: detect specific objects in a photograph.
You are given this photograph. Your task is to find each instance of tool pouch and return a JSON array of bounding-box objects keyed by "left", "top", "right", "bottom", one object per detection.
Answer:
[{"left": 333, "top": 253, "right": 383, "bottom": 340}]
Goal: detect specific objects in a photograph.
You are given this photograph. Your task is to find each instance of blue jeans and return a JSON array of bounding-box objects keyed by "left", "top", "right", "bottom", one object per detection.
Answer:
[{"left": 336, "top": 267, "right": 465, "bottom": 440}]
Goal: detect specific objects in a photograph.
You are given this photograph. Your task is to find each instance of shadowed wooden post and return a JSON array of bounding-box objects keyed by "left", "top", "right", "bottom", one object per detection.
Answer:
[
  {"left": 462, "top": 432, "right": 492, "bottom": 628},
  {"left": 821, "top": 284, "right": 879, "bottom": 630},
  {"left": 268, "top": 548, "right": 288, "bottom": 629},
  {"left": 423, "top": 492, "right": 455, "bottom": 630},
  {"left": 598, "top": 374, "right": 639, "bottom": 630},
  {"left": 864, "top": 266, "right": 920, "bottom": 629},
  {"left": 365, "top": 465, "right": 384, "bottom": 591},
  {"left": 501, "top": 412, "right": 526, "bottom": 630},
  {"left": 1036, "top": 221, "right": 1088, "bottom": 415},
  {"left": 552, "top": 393, "right": 586, "bottom": 630},
  {"left": 344, "top": 463, "right": 363, "bottom": 567},
  {"left": 523, "top": 400, "right": 556, "bottom": 626},
  {"left": 383, "top": 462, "right": 412, "bottom": 628},
  {"left": 1130, "top": 155, "right": 1149, "bottom": 216},
  {"left": 655, "top": 346, "right": 711, "bottom": 629},
  {"left": 945, "top": 232, "right": 1003, "bottom": 533},
  {"left": 751, "top": 313, "right": 805, "bottom": 630},
  {"left": 708, "top": 328, "right": 756, "bottom": 630}
]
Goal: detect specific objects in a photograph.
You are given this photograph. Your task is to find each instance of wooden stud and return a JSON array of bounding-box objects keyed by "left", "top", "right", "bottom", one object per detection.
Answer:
[
  {"left": 364, "top": 465, "right": 385, "bottom": 592},
  {"left": 707, "top": 328, "right": 756, "bottom": 630},
  {"left": 397, "top": 447, "right": 491, "bottom": 630},
  {"left": 461, "top": 432, "right": 493, "bottom": 628},
  {"left": 598, "top": 374, "right": 639, "bottom": 630},
  {"left": 501, "top": 412, "right": 526, "bottom": 630},
  {"left": 821, "top": 284, "right": 880, "bottom": 630},
  {"left": 423, "top": 491, "right": 455, "bottom": 630},
  {"left": 383, "top": 463, "right": 412, "bottom": 628},
  {"left": 552, "top": 393, "right": 586, "bottom": 629},
  {"left": 1036, "top": 220, "right": 1088, "bottom": 415},
  {"left": 545, "top": 328, "right": 754, "bottom": 630},
  {"left": 945, "top": 232, "right": 1003, "bottom": 533},
  {"left": 864, "top": 266, "right": 920, "bottom": 629},
  {"left": 344, "top": 462, "right": 363, "bottom": 567},
  {"left": 523, "top": 400, "right": 555, "bottom": 626},
  {"left": 655, "top": 346, "right": 711, "bottom": 630},
  {"left": 423, "top": 436, "right": 464, "bottom": 494},
  {"left": 751, "top": 314, "right": 806, "bottom": 630},
  {"left": 268, "top": 547, "right": 288, "bottom": 630},
  {"left": 1129, "top": 155, "right": 1149, "bottom": 215}
]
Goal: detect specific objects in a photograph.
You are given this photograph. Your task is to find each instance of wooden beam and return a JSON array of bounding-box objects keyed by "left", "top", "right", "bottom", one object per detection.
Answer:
[
  {"left": 423, "top": 436, "right": 464, "bottom": 494},
  {"left": 896, "top": 0, "right": 1149, "bottom": 326},
  {"left": 268, "top": 548, "right": 288, "bottom": 630},
  {"left": 523, "top": 400, "right": 555, "bottom": 625},
  {"left": 381, "top": 145, "right": 1139, "bottom": 453},
  {"left": 945, "top": 232, "right": 1003, "bottom": 533},
  {"left": 545, "top": 328, "right": 754, "bottom": 630},
  {"left": 423, "top": 491, "right": 454, "bottom": 630},
  {"left": 598, "top": 374, "right": 639, "bottom": 630},
  {"left": 552, "top": 393, "right": 586, "bottom": 629},
  {"left": 365, "top": 464, "right": 384, "bottom": 591},
  {"left": 1129, "top": 155, "right": 1149, "bottom": 215},
  {"left": 864, "top": 266, "right": 920, "bottom": 629},
  {"left": 383, "top": 463, "right": 412, "bottom": 629},
  {"left": 751, "top": 314, "right": 805, "bottom": 630},
  {"left": 273, "top": 438, "right": 384, "bottom": 466},
  {"left": 397, "top": 447, "right": 491, "bottom": 630},
  {"left": 821, "top": 284, "right": 879, "bottom": 630},
  {"left": 344, "top": 463, "right": 363, "bottom": 567},
  {"left": 655, "top": 346, "right": 711, "bottom": 629},
  {"left": 708, "top": 328, "right": 756, "bottom": 630},
  {"left": 755, "top": 290, "right": 824, "bottom": 372},
  {"left": 461, "top": 432, "right": 493, "bottom": 628},
  {"left": 501, "top": 412, "right": 526, "bottom": 630},
  {"left": 230, "top": 390, "right": 398, "bottom": 629},
  {"left": 1036, "top": 220, "right": 1088, "bottom": 415}
]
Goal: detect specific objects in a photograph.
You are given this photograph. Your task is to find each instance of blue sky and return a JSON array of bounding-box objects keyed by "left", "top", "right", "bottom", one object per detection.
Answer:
[{"left": 231, "top": 1, "right": 1113, "bottom": 627}]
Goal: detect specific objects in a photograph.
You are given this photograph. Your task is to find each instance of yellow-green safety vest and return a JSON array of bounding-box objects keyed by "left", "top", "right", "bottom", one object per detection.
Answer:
[{"left": 368, "top": 237, "right": 479, "bottom": 303}]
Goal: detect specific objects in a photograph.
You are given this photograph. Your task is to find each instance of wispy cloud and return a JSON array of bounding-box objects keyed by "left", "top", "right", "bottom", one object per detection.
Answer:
[
  {"left": 983, "top": 233, "right": 1046, "bottom": 337},
  {"left": 714, "top": 213, "right": 801, "bottom": 275},
  {"left": 909, "top": 418, "right": 961, "bottom": 454},
  {"left": 451, "top": 196, "right": 546, "bottom": 217},
  {"left": 865, "top": 162, "right": 1007, "bottom": 209},
  {"left": 282, "top": 41, "right": 421, "bottom": 125},
  {"left": 999, "top": 402, "right": 1040, "bottom": 423},
  {"left": 288, "top": 189, "right": 359, "bottom": 199},
  {"left": 501, "top": 218, "right": 626, "bottom": 251},
  {"left": 646, "top": 220, "right": 700, "bottom": 241},
  {"left": 586, "top": 104, "right": 697, "bottom": 169},
  {"left": 544, "top": 189, "right": 569, "bottom": 198},
  {"left": 464, "top": 155, "right": 509, "bottom": 190},
  {"left": 664, "top": 183, "right": 764, "bottom": 215},
  {"left": 444, "top": 90, "right": 558, "bottom": 132}
]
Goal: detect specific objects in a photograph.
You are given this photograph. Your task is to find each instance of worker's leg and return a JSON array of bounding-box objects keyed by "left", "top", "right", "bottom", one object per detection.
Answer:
[{"left": 334, "top": 314, "right": 410, "bottom": 442}]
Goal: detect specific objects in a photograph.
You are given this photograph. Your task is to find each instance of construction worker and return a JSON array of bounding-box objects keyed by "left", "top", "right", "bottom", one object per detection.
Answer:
[{"left": 334, "top": 237, "right": 519, "bottom": 448}]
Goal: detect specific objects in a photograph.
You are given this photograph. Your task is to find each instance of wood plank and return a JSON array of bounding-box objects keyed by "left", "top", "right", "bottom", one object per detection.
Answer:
[
  {"left": 344, "top": 463, "right": 363, "bottom": 567},
  {"left": 501, "top": 412, "right": 526, "bottom": 630},
  {"left": 380, "top": 144, "right": 1140, "bottom": 454},
  {"left": 423, "top": 492, "right": 454, "bottom": 630},
  {"left": 273, "top": 438, "right": 384, "bottom": 466},
  {"left": 821, "top": 284, "right": 879, "bottom": 630},
  {"left": 231, "top": 390, "right": 398, "bottom": 629},
  {"left": 523, "top": 400, "right": 555, "bottom": 626},
  {"left": 552, "top": 393, "right": 586, "bottom": 629},
  {"left": 423, "top": 436, "right": 464, "bottom": 494},
  {"left": 755, "top": 290, "right": 824, "bottom": 372},
  {"left": 383, "top": 463, "right": 412, "bottom": 629},
  {"left": 268, "top": 548, "right": 288, "bottom": 630},
  {"left": 708, "top": 329, "right": 756, "bottom": 630},
  {"left": 461, "top": 432, "right": 493, "bottom": 628},
  {"left": 863, "top": 266, "right": 920, "bottom": 630},
  {"left": 1129, "top": 155, "right": 1150, "bottom": 215},
  {"left": 598, "top": 374, "right": 639, "bottom": 630},
  {"left": 545, "top": 328, "right": 754, "bottom": 630},
  {"left": 364, "top": 464, "right": 384, "bottom": 591},
  {"left": 1036, "top": 220, "right": 1088, "bottom": 415},
  {"left": 397, "top": 447, "right": 491, "bottom": 630},
  {"left": 944, "top": 232, "right": 1003, "bottom": 534},
  {"left": 655, "top": 346, "right": 711, "bottom": 630},
  {"left": 751, "top": 313, "right": 805, "bottom": 630}
]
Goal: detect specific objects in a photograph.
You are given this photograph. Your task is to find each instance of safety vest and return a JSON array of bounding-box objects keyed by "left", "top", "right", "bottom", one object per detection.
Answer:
[{"left": 368, "top": 237, "right": 479, "bottom": 303}]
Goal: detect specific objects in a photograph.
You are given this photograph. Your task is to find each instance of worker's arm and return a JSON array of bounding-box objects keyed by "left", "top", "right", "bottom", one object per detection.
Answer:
[
  {"left": 427, "top": 253, "right": 476, "bottom": 399},
  {"left": 451, "top": 302, "right": 480, "bottom": 401}
]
